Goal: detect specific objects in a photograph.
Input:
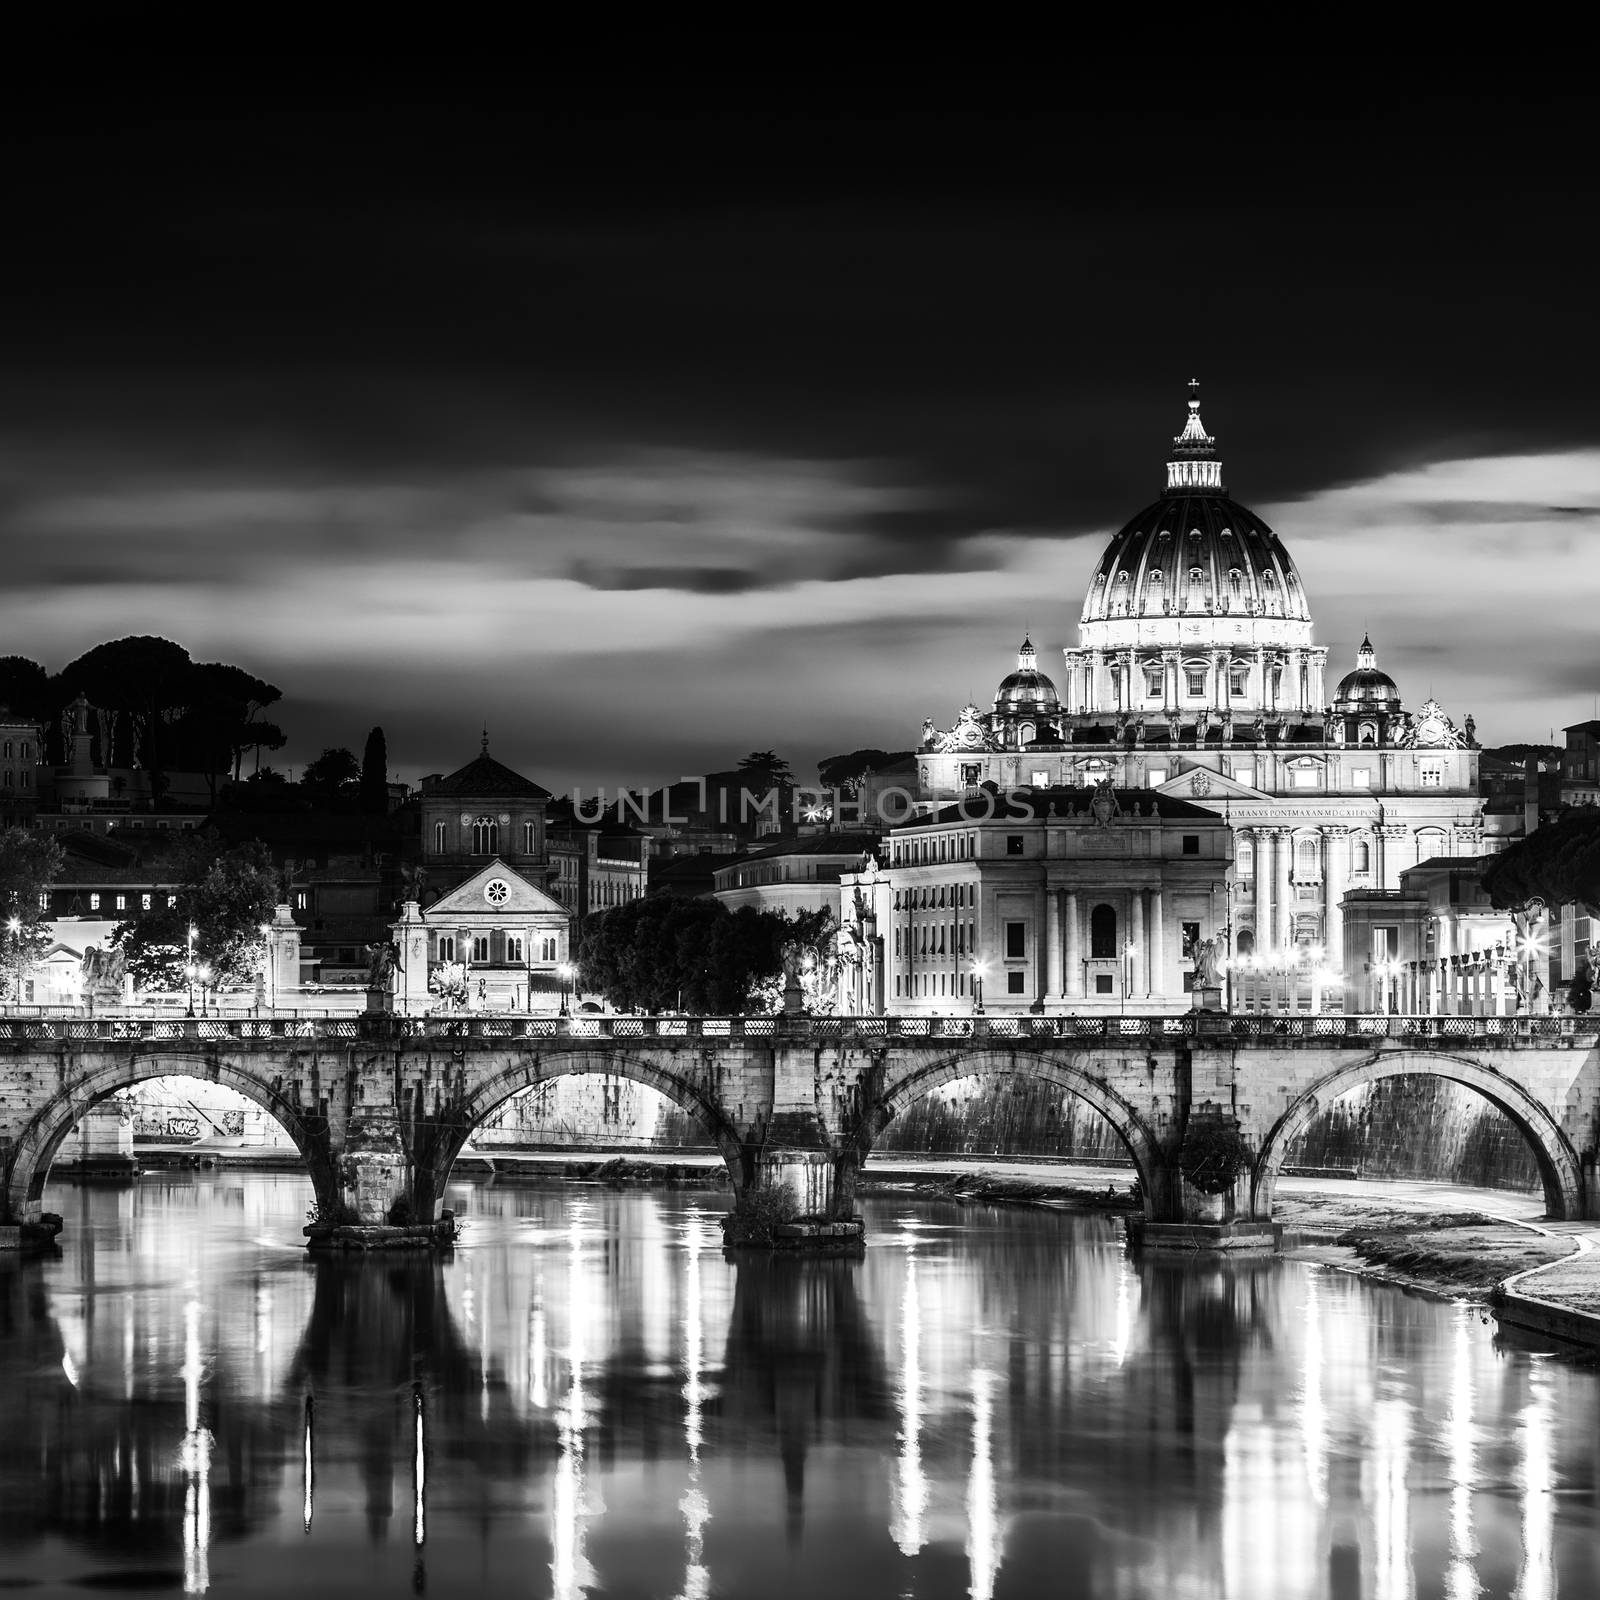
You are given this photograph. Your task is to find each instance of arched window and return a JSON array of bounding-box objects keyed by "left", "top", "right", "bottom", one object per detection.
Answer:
[
  {"left": 471, "top": 935, "right": 490, "bottom": 962},
  {"left": 1186, "top": 567, "right": 1206, "bottom": 611},
  {"left": 1295, "top": 835, "right": 1319, "bottom": 879},
  {"left": 472, "top": 816, "right": 499, "bottom": 855},
  {"left": 1353, "top": 838, "right": 1371, "bottom": 873},
  {"left": 1090, "top": 903, "right": 1118, "bottom": 959},
  {"left": 522, "top": 820, "right": 536, "bottom": 853},
  {"left": 433, "top": 820, "right": 447, "bottom": 854},
  {"left": 506, "top": 934, "right": 524, "bottom": 963},
  {"left": 436, "top": 935, "right": 455, "bottom": 962},
  {"left": 1236, "top": 929, "right": 1255, "bottom": 956}
]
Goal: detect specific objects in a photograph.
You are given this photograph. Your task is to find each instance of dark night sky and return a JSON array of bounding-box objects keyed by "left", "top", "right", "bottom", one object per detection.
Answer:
[{"left": 2, "top": 57, "right": 1596, "bottom": 794}]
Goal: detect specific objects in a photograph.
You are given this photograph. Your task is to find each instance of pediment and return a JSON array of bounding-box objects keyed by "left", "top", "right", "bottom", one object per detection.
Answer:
[
  {"left": 1154, "top": 764, "right": 1273, "bottom": 806},
  {"left": 423, "top": 859, "right": 567, "bottom": 919}
]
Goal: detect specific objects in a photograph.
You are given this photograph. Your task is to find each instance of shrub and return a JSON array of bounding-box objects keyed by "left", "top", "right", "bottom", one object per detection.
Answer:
[
  {"left": 386, "top": 1194, "right": 417, "bottom": 1227},
  {"left": 1179, "top": 1119, "right": 1252, "bottom": 1195},
  {"left": 306, "top": 1196, "right": 361, "bottom": 1229},
  {"left": 721, "top": 1183, "right": 801, "bottom": 1244}
]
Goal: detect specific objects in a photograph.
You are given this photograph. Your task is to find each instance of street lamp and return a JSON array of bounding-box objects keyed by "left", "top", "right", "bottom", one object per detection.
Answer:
[
  {"left": 970, "top": 960, "right": 985, "bottom": 1015},
  {"left": 259, "top": 923, "right": 274, "bottom": 1015},
  {"left": 6, "top": 915, "right": 19, "bottom": 1009},
  {"left": 186, "top": 924, "right": 198, "bottom": 1018},
  {"left": 197, "top": 963, "right": 213, "bottom": 1017},
  {"left": 558, "top": 961, "right": 574, "bottom": 1017},
  {"left": 1122, "top": 939, "right": 1136, "bottom": 1016}
]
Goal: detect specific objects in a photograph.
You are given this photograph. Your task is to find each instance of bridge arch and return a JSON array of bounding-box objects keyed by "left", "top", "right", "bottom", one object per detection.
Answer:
[
  {"left": 416, "top": 1049, "right": 748, "bottom": 1216},
  {"left": 1254, "top": 1049, "right": 1586, "bottom": 1221},
  {"left": 4, "top": 1052, "right": 337, "bottom": 1225},
  {"left": 853, "top": 1048, "right": 1168, "bottom": 1218}
]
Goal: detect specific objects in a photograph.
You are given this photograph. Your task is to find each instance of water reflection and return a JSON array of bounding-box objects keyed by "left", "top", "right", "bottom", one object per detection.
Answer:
[{"left": 0, "top": 1174, "right": 1596, "bottom": 1598}]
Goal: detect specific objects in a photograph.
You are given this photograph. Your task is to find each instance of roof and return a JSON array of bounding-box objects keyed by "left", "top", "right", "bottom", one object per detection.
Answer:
[
  {"left": 908, "top": 785, "right": 1222, "bottom": 827},
  {"left": 1564, "top": 720, "right": 1600, "bottom": 737},
  {"left": 428, "top": 752, "right": 552, "bottom": 800},
  {"left": 735, "top": 830, "right": 883, "bottom": 863}
]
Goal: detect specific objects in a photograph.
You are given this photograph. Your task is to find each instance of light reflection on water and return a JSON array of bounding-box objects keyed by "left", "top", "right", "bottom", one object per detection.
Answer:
[{"left": 0, "top": 1171, "right": 1596, "bottom": 1599}]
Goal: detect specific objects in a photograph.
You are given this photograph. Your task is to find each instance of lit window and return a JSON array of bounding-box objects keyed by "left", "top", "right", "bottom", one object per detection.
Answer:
[
  {"left": 1031, "top": 769, "right": 1049, "bottom": 788},
  {"left": 141, "top": 894, "right": 151, "bottom": 910},
  {"left": 433, "top": 821, "right": 447, "bottom": 853},
  {"left": 294, "top": 892, "right": 305, "bottom": 911},
  {"left": 115, "top": 894, "right": 126, "bottom": 910},
  {"left": 1147, "top": 768, "right": 1167, "bottom": 786},
  {"left": 472, "top": 816, "right": 499, "bottom": 855},
  {"left": 1350, "top": 768, "right": 1372, "bottom": 788},
  {"left": 523, "top": 820, "right": 536, "bottom": 853},
  {"left": 1291, "top": 766, "right": 1319, "bottom": 788},
  {"left": 89, "top": 893, "right": 100, "bottom": 910},
  {"left": 19, "top": 743, "right": 28, "bottom": 759}
]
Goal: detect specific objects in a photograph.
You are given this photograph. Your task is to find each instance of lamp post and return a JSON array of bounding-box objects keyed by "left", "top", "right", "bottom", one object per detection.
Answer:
[
  {"left": 197, "top": 963, "right": 212, "bottom": 1017},
  {"left": 259, "top": 922, "right": 273, "bottom": 1017},
  {"left": 1121, "top": 939, "right": 1135, "bottom": 1017},
  {"left": 970, "top": 960, "right": 985, "bottom": 1015},
  {"left": 186, "top": 924, "right": 197, "bottom": 1018},
  {"left": 558, "top": 961, "right": 574, "bottom": 1018},
  {"left": 5, "top": 915, "right": 19, "bottom": 1009}
]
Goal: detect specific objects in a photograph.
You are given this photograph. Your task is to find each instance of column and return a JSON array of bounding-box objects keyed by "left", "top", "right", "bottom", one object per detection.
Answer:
[
  {"left": 1275, "top": 829, "right": 1293, "bottom": 951},
  {"left": 1435, "top": 918, "right": 1454, "bottom": 1014},
  {"left": 1064, "top": 891, "right": 1083, "bottom": 999},
  {"left": 1089, "top": 650, "right": 1106, "bottom": 714},
  {"left": 1320, "top": 825, "right": 1348, "bottom": 973},
  {"left": 1045, "top": 889, "right": 1063, "bottom": 1003},
  {"left": 1124, "top": 649, "right": 1138, "bottom": 712},
  {"left": 1212, "top": 650, "right": 1229, "bottom": 713},
  {"left": 1287, "top": 648, "right": 1304, "bottom": 712},
  {"left": 1250, "top": 829, "right": 1272, "bottom": 956},
  {"left": 1162, "top": 650, "right": 1179, "bottom": 715},
  {"left": 1128, "top": 891, "right": 1144, "bottom": 1001},
  {"left": 1147, "top": 888, "right": 1164, "bottom": 999}
]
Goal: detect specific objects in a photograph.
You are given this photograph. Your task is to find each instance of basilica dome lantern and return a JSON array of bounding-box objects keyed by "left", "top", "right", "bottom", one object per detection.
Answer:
[
  {"left": 1060, "top": 383, "right": 1328, "bottom": 728},
  {"left": 1331, "top": 633, "right": 1404, "bottom": 746},
  {"left": 992, "top": 636, "right": 1060, "bottom": 747}
]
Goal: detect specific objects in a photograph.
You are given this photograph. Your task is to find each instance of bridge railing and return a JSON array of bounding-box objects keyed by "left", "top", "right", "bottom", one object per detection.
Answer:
[{"left": 0, "top": 1011, "right": 1595, "bottom": 1049}]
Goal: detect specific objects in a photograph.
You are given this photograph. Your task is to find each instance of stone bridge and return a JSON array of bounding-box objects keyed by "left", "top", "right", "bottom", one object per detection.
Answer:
[{"left": 3, "top": 1012, "right": 1597, "bottom": 1243}]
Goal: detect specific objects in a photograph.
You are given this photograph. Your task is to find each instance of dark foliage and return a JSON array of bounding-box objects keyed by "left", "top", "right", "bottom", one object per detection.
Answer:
[
  {"left": 817, "top": 747, "right": 915, "bottom": 793},
  {"left": 300, "top": 746, "right": 362, "bottom": 807},
  {"left": 1480, "top": 808, "right": 1600, "bottom": 915},
  {"left": 1178, "top": 1118, "right": 1251, "bottom": 1195},
  {"left": 720, "top": 1184, "right": 800, "bottom": 1244},
  {"left": 1569, "top": 961, "right": 1593, "bottom": 1014},
  {"left": 0, "top": 828, "right": 65, "bottom": 999}
]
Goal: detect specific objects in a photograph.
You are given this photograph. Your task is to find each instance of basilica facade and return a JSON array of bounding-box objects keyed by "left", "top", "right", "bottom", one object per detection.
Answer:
[{"left": 910, "top": 384, "right": 1490, "bottom": 1005}]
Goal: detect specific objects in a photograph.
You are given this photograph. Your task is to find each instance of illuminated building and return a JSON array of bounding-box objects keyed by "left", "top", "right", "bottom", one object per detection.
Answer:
[
  {"left": 915, "top": 384, "right": 1491, "bottom": 1008},
  {"left": 838, "top": 786, "right": 1230, "bottom": 1015}
]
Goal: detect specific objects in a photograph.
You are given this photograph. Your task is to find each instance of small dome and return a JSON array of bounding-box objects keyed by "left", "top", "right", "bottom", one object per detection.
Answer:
[
  {"left": 1333, "top": 635, "right": 1401, "bottom": 711},
  {"left": 994, "top": 636, "right": 1060, "bottom": 716}
]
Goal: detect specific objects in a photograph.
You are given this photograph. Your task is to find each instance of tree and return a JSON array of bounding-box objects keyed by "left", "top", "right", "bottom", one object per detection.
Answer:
[
  {"left": 300, "top": 747, "right": 362, "bottom": 808},
  {"left": 60, "top": 636, "right": 194, "bottom": 801},
  {"left": 737, "top": 750, "right": 794, "bottom": 787},
  {"left": 183, "top": 662, "right": 284, "bottom": 785},
  {"left": 360, "top": 726, "right": 389, "bottom": 814},
  {"left": 0, "top": 655, "right": 52, "bottom": 720},
  {"left": 1481, "top": 809, "right": 1600, "bottom": 917},
  {"left": 817, "top": 747, "right": 915, "bottom": 795},
  {"left": 576, "top": 897, "right": 832, "bottom": 1015},
  {"left": 112, "top": 833, "right": 278, "bottom": 992},
  {"left": 0, "top": 828, "right": 64, "bottom": 1001}
]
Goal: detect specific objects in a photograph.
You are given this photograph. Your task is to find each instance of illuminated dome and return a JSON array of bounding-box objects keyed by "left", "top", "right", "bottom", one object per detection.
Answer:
[
  {"left": 1333, "top": 634, "right": 1401, "bottom": 711},
  {"left": 994, "top": 637, "right": 1060, "bottom": 717},
  {"left": 1078, "top": 384, "right": 1311, "bottom": 629}
]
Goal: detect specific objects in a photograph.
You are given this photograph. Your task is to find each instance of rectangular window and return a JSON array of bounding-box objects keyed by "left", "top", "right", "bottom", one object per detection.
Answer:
[
  {"left": 1143, "top": 666, "right": 1163, "bottom": 697},
  {"left": 1232, "top": 763, "right": 1254, "bottom": 784},
  {"left": 294, "top": 892, "right": 306, "bottom": 911},
  {"left": 1182, "top": 920, "right": 1201, "bottom": 958},
  {"left": 1006, "top": 835, "right": 1024, "bottom": 856},
  {"left": 1420, "top": 764, "right": 1443, "bottom": 788},
  {"left": 1031, "top": 769, "right": 1049, "bottom": 788},
  {"left": 89, "top": 893, "right": 100, "bottom": 910},
  {"left": 438, "top": 935, "right": 455, "bottom": 962},
  {"left": 1095, "top": 973, "right": 1114, "bottom": 995},
  {"left": 471, "top": 936, "right": 490, "bottom": 962},
  {"left": 1182, "top": 834, "right": 1199, "bottom": 855},
  {"left": 1147, "top": 768, "right": 1167, "bottom": 787},
  {"left": 1229, "top": 668, "right": 1248, "bottom": 697},
  {"left": 141, "top": 894, "right": 152, "bottom": 911},
  {"left": 1238, "top": 841, "right": 1254, "bottom": 879},
  {"left": 960, "top": 763, "right": 981, "bottom": 787},
  {"left": 1183, "top": 970, "right": 1197, "bottom": 992},
  {"left": 115, "top": 894, "right": 127, "bottom": 911},
  {"left": 1291, "top": 767, "right": 1320, "bottom": 788},
  {"left": 1184, "top": 667, "right": 1206, "bottom": 697},
  {"left": 1350, "top": 768, "right": 1372, "bottom": 788},
  {"left": 1005, "top": 922, "right": 1025, "bottom": 958},
  {"left": 1006, "top": 971, "right": 1026, "bottom": 994},
  {"left": 1372, "top": 926, "right": 1398, "bottom": 960}
]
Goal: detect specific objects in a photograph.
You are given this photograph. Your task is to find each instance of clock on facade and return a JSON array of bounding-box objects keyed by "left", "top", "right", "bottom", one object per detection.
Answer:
[{"left": 484, "top": 878, "right": 511, "bottom": 906}]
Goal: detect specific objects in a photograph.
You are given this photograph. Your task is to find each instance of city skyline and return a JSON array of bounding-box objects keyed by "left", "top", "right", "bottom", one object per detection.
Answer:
[{"left": 2, "top": 65, "right": 1595, "bottom": 794}]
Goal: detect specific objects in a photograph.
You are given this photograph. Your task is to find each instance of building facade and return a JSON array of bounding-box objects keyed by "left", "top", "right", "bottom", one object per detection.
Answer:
[
  {"left": 838, "top": 785, "right": 1231, "bottom": 1015},
  {"left": 913, "top": 385, "right": 1490, "bottom": 1001}
]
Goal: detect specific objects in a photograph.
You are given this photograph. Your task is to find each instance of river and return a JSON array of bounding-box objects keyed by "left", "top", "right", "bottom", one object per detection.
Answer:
[{"left": 1, "top": 1172, "right": 1597, "bottom": 1599}]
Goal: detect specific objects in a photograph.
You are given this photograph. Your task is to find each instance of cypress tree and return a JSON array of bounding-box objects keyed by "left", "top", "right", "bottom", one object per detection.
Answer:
[{"left": 360, "top": 726, "right": 389, "bottom": 814}]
